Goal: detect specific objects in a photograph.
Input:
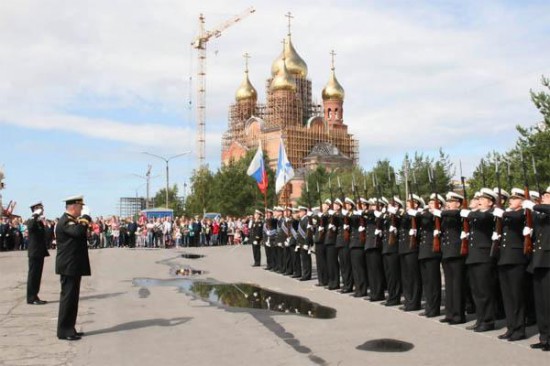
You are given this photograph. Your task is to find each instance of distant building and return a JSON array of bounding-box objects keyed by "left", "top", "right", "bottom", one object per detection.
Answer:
[
  {"left": 222, "top": 20, "right": 358, "bottom": 204},
  {"left": 119, "top": 197, "right": 146, "bottom": 218}
]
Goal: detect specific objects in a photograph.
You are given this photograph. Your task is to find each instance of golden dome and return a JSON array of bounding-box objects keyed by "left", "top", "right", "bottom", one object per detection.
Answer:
[
  {"left": 271, "top": 36, "right": 308, "bottom": 78},
  {"left": 235, "top": 70, "right": 257, "bottom": 102},
  {"left": 322, "top": 68, "right": 345, "bottom": 101},
  {"left": 270, "top": 59, "right": 296, "bottom": 92}
]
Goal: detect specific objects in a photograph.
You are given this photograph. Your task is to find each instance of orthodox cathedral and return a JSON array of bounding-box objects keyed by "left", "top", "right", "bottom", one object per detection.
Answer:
[{"left": 221, "top": 18, "right": 358, "bottom": 203}]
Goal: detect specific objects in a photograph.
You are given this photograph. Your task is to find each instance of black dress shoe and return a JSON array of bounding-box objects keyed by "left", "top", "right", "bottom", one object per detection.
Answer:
[
  {"left": 58, "top": 335, "right": 81, "bottom": 341},
  {"left": 353, "top": 293, "right": 366, "bottom": 298},
  {"left": 542, "top": 344, "right": 550, "bottom": 351},
  {"left": 418, "top": 312, "right": 426, "bottom": 317},
  {"left": 439, "top": 318, "right": 451, "bottom": 323},
  {"left": 448, "top": 319, "right": 466, "bottom": 325},
  {"left": 299, "top": 277, "right": 311, "bottom": 281},
  {"left": 369, "top": 297, "right": 385, "bottom": 302},
  {"left": 507, "top": 334, "right": 525, "bottom": 342},
  {"left": 474, "top": 324, "right": 495, "bottom": 332},
  {"left": 465, "top": 324, "right": 480, "bottom": 331},
  {"left": 314, "top": 283, "right": 324, "bottom": 287},
  {"left": 327, "top": 286, "right": 340, "bottom": 290},
  {"left": 426, "top": 313, "right": 440, "bottom": 318},
  {"left": 498, "top": 332, "right": 512, "bottom": 340},
  {"left": 251, "top": 264, "right": 260, "bottom": 267},
  {"left": 384, "top": 301, "right": 400, "bottom": 307},
  {"left": 530, "top": 342, "right": 546, "bottom": 349},
  {"left": 340, "top": 289, "right": 353, "bottom": 294},
  {"left": 291, "top": 275, "right": 301, "bottom": 278},
  {"left": 28, "top": 299, "right": 47, "bottom": 305}
]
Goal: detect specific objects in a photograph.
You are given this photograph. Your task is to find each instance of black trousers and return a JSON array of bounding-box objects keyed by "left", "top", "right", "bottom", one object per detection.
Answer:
[
  {"left": 275, "top": 245, "right": 284, "bottom": 272},
  {"left": 420, "top": 257, "right": 442, "bottom": 316},
  {"left": 325, "top": 244, "right": 340, "bottom": 289},
  {"left": 292, "top": 246, "right": 302, "bottom": 277},
  {"left": 400, "top": 253, "right": 422, "bottom": 310},
  {"left": 283, "top": 246, "right": 293, "bottom": 275},
  {"left": 533, "top": 267, "right": 550, "bottom": 344},
  {"left": 300, "top": 248, "right": 312, "bottom": 280},
  {"left": 265, "top": 243, "right": 274, "bottom": 270},
  {"left": 383, "top": 253, "right": 401, "bottom": 304},
  {"left": 27, "top": 257, "right": 45, "bottom": 303},
  {"left": 442, "top": 257, "right": 466, "bottom": 322},
  {"left": 252, "top": 242, "right": 261, "bottom": 266},
  {"left": 365, "top": 249, "right": 385, "bottom": 300},
  {"left": 338, "top": 246, "right": 353, "bottom": 291},
  {"left": 128, "top": 233, "right": 136, "bottom": 248},
  {"left": 315, "top": 243, "right": 328, "bottom": 286},
  {"left": 350, "top": 247, "right": 368, "bottom": 296},
  {"left": 57, "top": 275, "right": 82, "bottom": 338},
  {"left": 468, "top": 262, "right": 497, "bottom": 327},
  {"left": 498, "top": 264, "right": 526, "bottom": 337}
]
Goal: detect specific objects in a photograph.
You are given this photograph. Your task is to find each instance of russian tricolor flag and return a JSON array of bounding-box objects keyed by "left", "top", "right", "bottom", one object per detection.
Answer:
[{"left": 246, "top": 141, "right": 268, "bottom": 194}]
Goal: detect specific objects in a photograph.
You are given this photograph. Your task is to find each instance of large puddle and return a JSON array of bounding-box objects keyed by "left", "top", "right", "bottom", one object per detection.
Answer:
[{"left": 133, "top": 278, "right": 336, "bottom": 319}]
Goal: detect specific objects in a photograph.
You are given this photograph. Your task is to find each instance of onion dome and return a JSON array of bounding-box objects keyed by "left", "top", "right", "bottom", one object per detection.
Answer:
[
  {"left": 271, "top": 36, "right": 308, "bottom": 78},
  {"left": 235, "top": 70, "right": 257, "bottom": 102},
  {"left": 322, "top": 68, "right": 345, "bottom": 101},
  {"left": 270, "top": 58, "right": 296, "bottom": 92}
]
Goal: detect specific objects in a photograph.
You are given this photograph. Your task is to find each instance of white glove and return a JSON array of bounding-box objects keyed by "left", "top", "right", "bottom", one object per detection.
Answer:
[
  {"left": 432, "top": 209, "right": 442, "bottom": 218},
  {"left": 328, "top": 223, "right": 335, "bottom": 230},
  {"left": 409, "top": 229, "right": 417, "bottom": 236},
  {"left": 523, "top": 227, "right": 533, "bottom": 237},
  {"left": 295, "top": 245, "right": 300, "bottom": 252},
  {"left": 253, "top": 240, "right": 258, "bottom": 245},
  {"left": 284, "top": 238, "right": 290, "bottom": 247},
  {"left": 354, "top": 210, "right": 362, "bottom": 215},
  {"left": 343, "top": 224, "right": 349, "bottom": 230},
  {"left": 407, "top": 209, "right": 417, "bottom": 217},
  {"left": 374, "top": 210, "right": 382, "bottom": 218},
  {"left": 389, "top": 225, "right": 397, "bottom": 233},
  {"left": 318, "top": 226, "right": 324, "bottom": 232},
  {"left": 492, "top": 207, "right": 504, "bottom": 218},
  {"left": 328, "top": 209, "right": 334, "bottom": 215},
  {"left": 32, "top": 208, "right": 43, "bottom": 216},
  {"left": 522, "top": 200, "right": 535, "bottom": 211},
  {"left": 460, "top": 231, "right": 468, "bottom": 239},
  {"left": 375, "top": 229, "right": 382, "bottom": 236},
  {"left": 433, "top": 229, "right": 441, "bottom": 237},
  {"left": 358, "top": 226, "right": 365, "bottom": 232},
  {"left": 312, "top": 218, "right": 318, "bottom": 225},
  {"left": 307, "top": 224, "right": 312, "bottom": 229},
  {"left": 491, "top": 232, "right": 501, "bottom": 241},
  {"left": 387, "top": 206, "right": 397, "bottom": 215},
  {"left": 460, "top": 209, "right": 471, "bottom": 218},
  {"left": 342, "top": 209, "right": 348, "bottom": 216}
]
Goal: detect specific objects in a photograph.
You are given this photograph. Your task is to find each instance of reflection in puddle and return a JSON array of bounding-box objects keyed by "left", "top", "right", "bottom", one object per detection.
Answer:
[
  {"left": 356, "top": 339, "right": 414, "bottom": 352},
  {"left": 174, "top": 268, "right": 205, "bottom": 276},
  {"left": 133, "top": 278, "right": 336, "bottom": 319},
  {"left": 180, "top": 253, "right": 205, "bottom": 259}
]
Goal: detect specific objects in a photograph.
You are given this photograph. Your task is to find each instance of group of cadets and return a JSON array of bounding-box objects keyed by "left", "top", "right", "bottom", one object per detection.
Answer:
[{"left": 248, "top": 185, "right": 550, "bottom": 351}]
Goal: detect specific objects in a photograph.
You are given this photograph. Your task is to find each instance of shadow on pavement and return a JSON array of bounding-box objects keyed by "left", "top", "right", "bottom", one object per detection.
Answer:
[
  {"left": 47, "top": 292, "right": 126, "bottom": 304},
  {"left": 84, "top": 317, "right": 192, "bottom": 336}
]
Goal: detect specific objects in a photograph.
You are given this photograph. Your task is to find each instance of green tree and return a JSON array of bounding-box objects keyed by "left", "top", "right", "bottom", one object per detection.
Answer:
[
  {"left": 468, "top": 76, "right": 550, "bottom": 195},
  {"left": 152, "top": 184, "right": 184, "bottom": 216},
  {"left": 184, "top": 167, "right": 215, "bottom": 216}
]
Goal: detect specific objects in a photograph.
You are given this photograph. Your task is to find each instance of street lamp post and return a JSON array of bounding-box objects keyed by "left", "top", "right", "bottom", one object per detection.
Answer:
[{"left": 142, "top": 152, "right": 190, "bottom": 208}]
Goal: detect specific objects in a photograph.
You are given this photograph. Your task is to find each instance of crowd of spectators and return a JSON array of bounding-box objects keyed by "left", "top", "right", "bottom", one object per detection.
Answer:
[{"left": 0, "top": 214, "right": 253, "bottom": 251}]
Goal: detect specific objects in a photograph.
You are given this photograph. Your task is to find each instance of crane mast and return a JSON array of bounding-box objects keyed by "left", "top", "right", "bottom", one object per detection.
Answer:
[{"left": 191, "top": 7, "right": 255, "bottom": 168}]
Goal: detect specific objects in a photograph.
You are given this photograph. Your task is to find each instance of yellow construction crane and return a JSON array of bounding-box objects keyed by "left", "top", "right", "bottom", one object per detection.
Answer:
[{"left": 191, "top": 6, "right": 256, "bottom": 168}]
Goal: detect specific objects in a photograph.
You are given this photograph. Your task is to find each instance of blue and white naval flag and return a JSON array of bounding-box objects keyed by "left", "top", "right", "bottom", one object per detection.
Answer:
[
  {"left": 275, "top": 138, "right": 295, "bottom": 194},
  {"left": 246, "top": 141, "right": 268, "bottom": 194}
]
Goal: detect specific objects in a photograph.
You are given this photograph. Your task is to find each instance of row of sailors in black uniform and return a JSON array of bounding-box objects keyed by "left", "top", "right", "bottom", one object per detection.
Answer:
[{"left": 247, "top": 186, "right": 550, "bottom": 351}]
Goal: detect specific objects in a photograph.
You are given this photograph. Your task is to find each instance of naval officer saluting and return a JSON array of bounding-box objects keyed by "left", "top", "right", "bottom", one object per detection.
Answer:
[
  {"left": 55, "top": 195, "right": 91, "bottom": 341},
  {"left": 26, "top": 201, "right": 49, "bottom": 305}
]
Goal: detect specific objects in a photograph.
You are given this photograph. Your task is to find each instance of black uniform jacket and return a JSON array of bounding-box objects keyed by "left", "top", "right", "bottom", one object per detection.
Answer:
[
  {"left": 55, "top": 213, "right": 91, "bottom": 276},
  {"left": 417, "top": 210, "right": 440, "bottom": 260},
  {"left": 324, "top": 212, "right": 336, "bottom": 245},
  {"left": 498, "top": 210, "right": 527, "bottom": 266},
  {"left": 334, "top": 213, "right": 347, "bottom": 248},
  {"left": 441, "top": 210, "right": 462, "bottom": 260},
  {"left": 398, "top": 214, "right": 416, "bottom": 255},
  {"left": 530, "top": 204, "right": 550, "bottom": 270},
  {"left": 26, "top": 216, "right": 50, "bottom": 258},
  {"left": 465, "top": 209, "right": 494, "bottom": 265},
  {"left": 382, "top": 213, "right": 399, "bottom": 255},
  {"left": 364, "top": 210, "right": 379, "bottom": 250},
  {"left": 249, "top": 219, "right": 263, "bottom": 244},
  {"left": 349, "top": 212, "right": 363, "bottom": 249}
]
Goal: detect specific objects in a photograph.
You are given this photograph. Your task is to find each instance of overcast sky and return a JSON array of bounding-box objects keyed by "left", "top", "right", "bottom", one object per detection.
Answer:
[{"left": 1, "top": 0, "right": 549, "bottom": 216}]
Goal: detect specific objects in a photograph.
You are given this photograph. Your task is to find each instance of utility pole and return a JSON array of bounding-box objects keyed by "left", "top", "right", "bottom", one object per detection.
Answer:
[{"left": 142, "top": 152, "right": 190, "bottom": 208}]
